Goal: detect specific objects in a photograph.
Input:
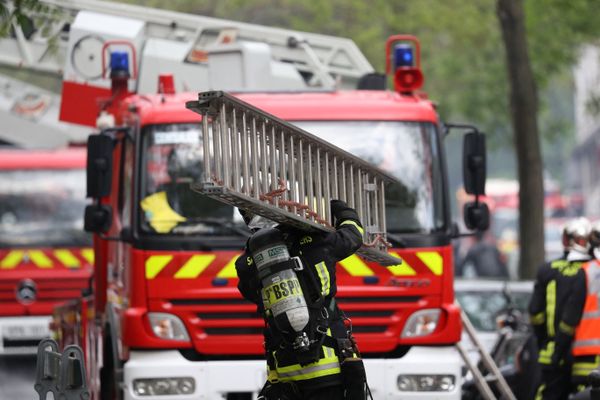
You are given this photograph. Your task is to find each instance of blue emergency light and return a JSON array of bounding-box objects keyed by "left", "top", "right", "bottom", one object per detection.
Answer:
[
  {"left": 394, "top": 44, "right": 414, "bottom": 68},
  {"left": 110, "top": 51, "right": 130, "bottom": 77}
]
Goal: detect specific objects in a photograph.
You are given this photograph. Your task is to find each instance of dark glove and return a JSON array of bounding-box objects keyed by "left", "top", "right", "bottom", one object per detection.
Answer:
[
  {"left": 551, "top": 332, "right": 573, "bottom": 367},
  {"left": 330, "top": 199, "right": 361, "bottom": 227}
]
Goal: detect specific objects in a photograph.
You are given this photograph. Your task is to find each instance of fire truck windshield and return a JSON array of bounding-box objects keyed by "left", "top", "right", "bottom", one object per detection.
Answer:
[
  {"left": 140, "top": 121, "right": 444, "bottom": 236},
  {"left": 294, "top": 121, "right": 445, "bottom": 233},
  {"left": 0, "top": 169, "right": 91, "bottom": 247}
]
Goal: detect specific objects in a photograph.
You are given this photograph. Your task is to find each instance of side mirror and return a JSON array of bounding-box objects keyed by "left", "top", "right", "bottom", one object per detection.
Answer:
[
  {"left": 463, "top": 132, "right": 486, "bottom": 196},
  {"left": 463, "top": 201, "right": 490, "bottom": 231},
  {"left": 86, "top": 135, "right": 114, "bottom": 198},
  {"left": 84, "top": 205, "right": 112, "bottom": 233}
]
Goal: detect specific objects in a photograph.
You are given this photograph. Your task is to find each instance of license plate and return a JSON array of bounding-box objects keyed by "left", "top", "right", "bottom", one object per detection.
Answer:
[{"left": 3, "top": 324, "right": 49, "bottom": 339}]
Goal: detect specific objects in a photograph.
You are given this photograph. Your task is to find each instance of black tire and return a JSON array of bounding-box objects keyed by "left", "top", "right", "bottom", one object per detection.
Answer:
[{"left": 100, "top": 333, "right": 122, "bottom": 400}]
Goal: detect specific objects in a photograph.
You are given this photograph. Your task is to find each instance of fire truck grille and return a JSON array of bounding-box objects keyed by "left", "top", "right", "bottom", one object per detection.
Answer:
[{"left": 186, "top": 295, "right": 420, "bottom": 336}]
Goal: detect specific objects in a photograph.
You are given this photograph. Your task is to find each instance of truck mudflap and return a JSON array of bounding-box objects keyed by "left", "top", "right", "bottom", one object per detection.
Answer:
[{"left": 123, "top": 346, "right": 461, "bottom": 400}]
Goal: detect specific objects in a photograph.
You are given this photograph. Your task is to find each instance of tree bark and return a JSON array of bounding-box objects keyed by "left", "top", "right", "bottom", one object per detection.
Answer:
[{"left": 497, "top": 0, "right": 545, "bottom": 279}]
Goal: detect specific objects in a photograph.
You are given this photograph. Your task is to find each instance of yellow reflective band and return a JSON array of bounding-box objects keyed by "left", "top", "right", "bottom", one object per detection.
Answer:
[
  {"left": 1, "top": 250, "right": 24, "bottom": 269},
  {"left": 538, "top": 341, "right": 555, "bottom": 364},
  {"left": 338, "top": 254, "right": 374, "bottom": 276},
  {"left": 546, "top": 280, "right": 556, "bottom": 337},
  {"left": 416, "top": 251, "right": 443, "bottom": 275},
  {"left": 340, "top": 220, "right": 364, "bottom": 235},
  {"left": 174, "top": 255, "right": 216, "bottom": 279},
  {"left": 145, "top": 255, "right": 173, "bottom": 279},
  {"left": 81, "top": 248, "right": 94, "bottom": 264},
  {"left": 276, "top": 357, "right": 341, "bottom": 381},
  {"left": 530, "top": 312, "right": 545, "bottom": 325},
  {"left": 54, "top": 250, "right": 80, "bottom": 268},
  {"left": 29, "top": 250, "right": 53, "bottom": 268},
  {"left": 387, "top": 251, "right": 416, "bottom": 276},
  {"left": 217, "top": 255, "right": 240, "bottom": 278},
  {"left": 535, "top": 384, "right": 546, "bottom": 400},
  {"left": 315, "top": 261, "right": 330, "bottom": 296},
  {"left": 559, "top": 321, "right": 575, "bottom": 335}
]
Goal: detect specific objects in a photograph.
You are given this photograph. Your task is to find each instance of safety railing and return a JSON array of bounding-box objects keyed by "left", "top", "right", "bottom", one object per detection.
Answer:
[{"left": 186, "top": 91, "right": 400, "bottom": 266}]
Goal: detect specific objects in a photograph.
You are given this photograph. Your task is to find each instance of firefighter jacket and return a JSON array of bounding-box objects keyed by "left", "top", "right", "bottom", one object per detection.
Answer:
[
  {"left": 570, "top": 259, "right": 600, "bottom": 379},
  {"left": 235, "top": 205, "right": 364, "bottom": 390},
  {"left": 529, "top": 255, "right": 588, "bottom": 367}
]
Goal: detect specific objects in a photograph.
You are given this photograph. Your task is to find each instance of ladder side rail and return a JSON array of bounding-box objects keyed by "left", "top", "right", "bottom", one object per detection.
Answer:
[
  {"left": 461, "top": 308, "right": 517, "bottom": 400},
  {"left": 455, "top": 342, "right": 498, "bottom": 400},
  {"left": 0, "top": 14, "right": 70, "bottom": 74}
]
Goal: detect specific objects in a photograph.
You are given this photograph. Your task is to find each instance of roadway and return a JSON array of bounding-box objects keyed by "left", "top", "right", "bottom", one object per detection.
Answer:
[{"left": 0, "top": 355, "right": 38, "bottom": 400}]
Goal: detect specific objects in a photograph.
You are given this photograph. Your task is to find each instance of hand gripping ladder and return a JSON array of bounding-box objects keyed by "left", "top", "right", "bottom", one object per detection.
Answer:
[
  {"left": 456, "top": 304, "right": 517, "bottom": 400},
  {"left": 186, "top": 91, "right": 401, "bottom": 266}
]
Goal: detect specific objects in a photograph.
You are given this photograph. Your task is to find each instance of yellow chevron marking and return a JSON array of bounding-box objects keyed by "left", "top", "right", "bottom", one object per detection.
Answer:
[
  {"left": 81, "top": 248, "right": 95, "bottom": 264},
  {"left": 146, "top": 255, "right": 173, "bottom": 279},
  {"left": 1, "top": 250, "right": 24, "bottom": 269},
  {"left": 338, "top": 254, "right": 374, "bottom": 277},
  {"left": 387, "top": 252, "right": 416, "bottom": 276},
  {"left": 217, "top": 255, "right": 241, "bottom": 278},
  {"left": 54, "top": 250, "right": 81, "bottom": 268},
  {"left": 29, "top": 250, "right": 53, "bottom": 268},
  {"left": 175, "top": 255, "right": 216, "bottom": 279},
  {"left": 416, "top": 251, "right": 443, "bottom": 275}
]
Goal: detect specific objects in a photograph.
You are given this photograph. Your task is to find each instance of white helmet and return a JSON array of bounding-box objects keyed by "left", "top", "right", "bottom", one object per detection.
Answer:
[{"left": 565, "top": 217, "right": 592, "bottom": 254}]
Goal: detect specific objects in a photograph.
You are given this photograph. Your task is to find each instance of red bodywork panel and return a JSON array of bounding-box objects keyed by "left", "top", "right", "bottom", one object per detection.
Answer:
[{"left": 0, "top": 149, "right": 93, "bottom": 316}]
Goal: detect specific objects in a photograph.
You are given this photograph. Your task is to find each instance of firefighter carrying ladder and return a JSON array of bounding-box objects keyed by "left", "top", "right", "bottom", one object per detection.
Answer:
[
  {"left": 186, "top": 91, "right": 400, "bottom": 266},
  {"left": 456, "top": 304, "right": 517, "bottom": 400}
]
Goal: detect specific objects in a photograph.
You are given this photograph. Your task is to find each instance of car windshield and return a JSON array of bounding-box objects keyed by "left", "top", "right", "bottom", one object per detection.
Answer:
[
  {"left": 294, "top": 121, "right": 445, "bottom": 233},
  {"left": 140, "top": 124, "right": 246, "bottom": 236},
  {"left": 456, "top": 288, "right": 531, "bottom": 332},
  {"left": 0, "top": 169, "right": 90, "bottom": 247},
  {"left": 140, "top": 121, "right": 445, "bottom": 235}
]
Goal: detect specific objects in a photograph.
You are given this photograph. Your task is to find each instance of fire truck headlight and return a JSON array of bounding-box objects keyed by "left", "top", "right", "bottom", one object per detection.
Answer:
[
  {"left": 147, "top": 312, "right": 190, "bottom": 341},
  {"left": 400, "top": 308, "right": 441, "bottom": 338},
  {"left": 397, "top": 374, "right": 455, "bottom": 392},
  {"left": 133, "top": 377, "right": 195, "bottom": 396}
]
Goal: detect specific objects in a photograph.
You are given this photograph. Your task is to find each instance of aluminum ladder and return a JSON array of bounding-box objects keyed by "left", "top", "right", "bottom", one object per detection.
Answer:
[
  {"left": 456, "top": 305, "right": 517, "bottom": 400},
  {"left": 186, "top": 91, "right": 401, "bottom": 267}
]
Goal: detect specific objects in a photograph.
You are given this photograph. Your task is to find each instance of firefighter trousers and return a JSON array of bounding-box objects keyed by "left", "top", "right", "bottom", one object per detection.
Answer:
[{"left": 535, "top": 365, "right": 572, "bottom": 400}]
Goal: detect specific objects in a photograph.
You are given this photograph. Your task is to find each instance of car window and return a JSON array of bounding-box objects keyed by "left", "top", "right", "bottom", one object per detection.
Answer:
[{"left": 456, "top": 289, "right": 531, "bottom": 332}]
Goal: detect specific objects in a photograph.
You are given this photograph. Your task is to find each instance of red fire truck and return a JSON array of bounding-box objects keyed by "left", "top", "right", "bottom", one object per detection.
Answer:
[
  {"left": 3, "top": 2, "right": 487, "bottom": 399},
  {"left": 0, "top": 147, "right": 93, "bottom": 354}
]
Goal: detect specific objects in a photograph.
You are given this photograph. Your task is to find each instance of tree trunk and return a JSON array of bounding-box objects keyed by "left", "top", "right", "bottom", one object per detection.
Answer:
[{"left": 497, "top": 0, "right": 545, "bottom": 279}]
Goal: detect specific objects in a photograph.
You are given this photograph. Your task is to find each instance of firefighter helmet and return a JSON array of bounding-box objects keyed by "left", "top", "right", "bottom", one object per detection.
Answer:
[{"left": 565, "top": 217, "right": 592, "bottom": 254}]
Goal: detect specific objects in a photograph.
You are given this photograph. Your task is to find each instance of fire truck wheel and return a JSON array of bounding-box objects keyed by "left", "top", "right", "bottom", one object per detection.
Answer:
[{"left": 100, "top": 332, "right": 122, "bottom": 400}]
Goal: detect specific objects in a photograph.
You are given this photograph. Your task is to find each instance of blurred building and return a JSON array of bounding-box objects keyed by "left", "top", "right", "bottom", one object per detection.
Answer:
[
  {"left": 0, "top": 74, "right": 88, "bottom": 149},
  {"left": 573, "top": 44, "right": 600, "bottom": 217}
]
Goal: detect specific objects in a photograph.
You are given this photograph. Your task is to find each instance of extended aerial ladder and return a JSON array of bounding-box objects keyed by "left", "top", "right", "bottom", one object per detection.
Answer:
[
  {"left": 0, "top": 0, "right": 373, "bottom": 89},
  {"left": 186, "top": 91, "right": 400, "bottom": 266}
]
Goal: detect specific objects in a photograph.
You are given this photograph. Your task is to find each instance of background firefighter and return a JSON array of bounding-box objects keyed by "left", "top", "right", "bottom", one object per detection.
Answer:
[
  {"left": 529, "top": 217, "right": 592, "bottom": 400},
  {"left": 235, "top": 200, "right": 370, "bottom": 400}
]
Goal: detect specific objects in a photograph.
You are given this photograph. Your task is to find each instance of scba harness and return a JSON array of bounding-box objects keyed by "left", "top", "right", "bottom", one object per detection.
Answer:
[{"left": 248, "top": 227, "right": 337, "bottom": 365}]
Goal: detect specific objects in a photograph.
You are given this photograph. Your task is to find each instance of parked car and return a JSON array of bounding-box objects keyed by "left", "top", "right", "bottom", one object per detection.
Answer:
[{"left": 456, "top": 279, "right": 537, "bottom": 399}]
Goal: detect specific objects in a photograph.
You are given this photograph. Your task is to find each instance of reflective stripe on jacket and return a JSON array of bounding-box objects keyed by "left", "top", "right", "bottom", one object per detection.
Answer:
[{"left": 573, "top": 260, "right": 600, "bottom": 356}]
